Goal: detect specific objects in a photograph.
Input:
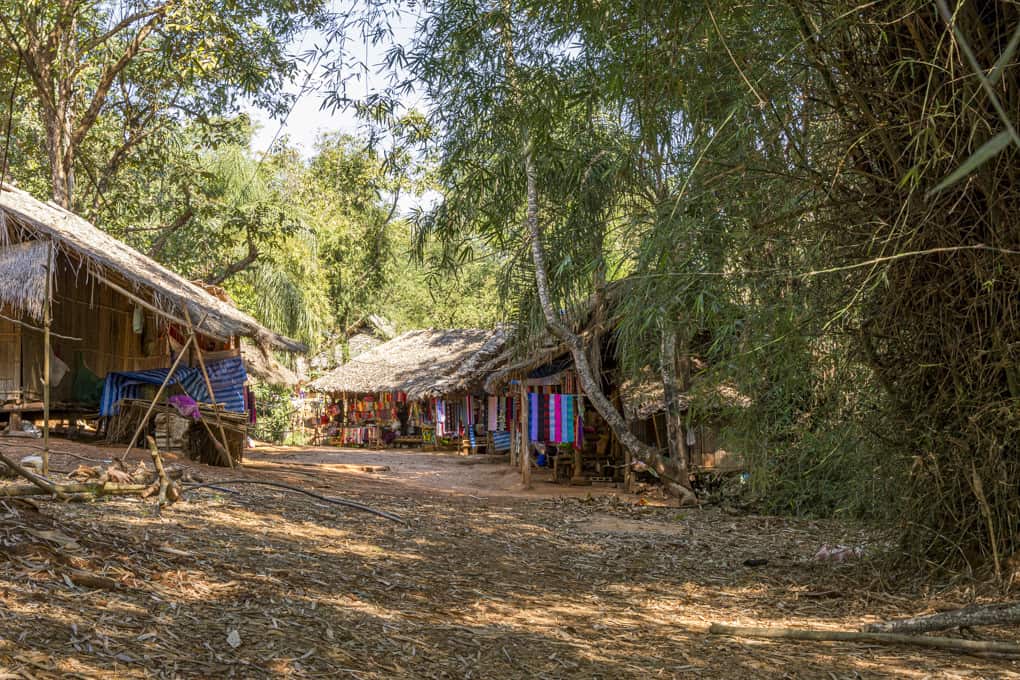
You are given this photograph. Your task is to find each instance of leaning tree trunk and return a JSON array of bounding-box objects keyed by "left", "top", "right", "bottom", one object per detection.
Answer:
[
  {"left": 660, "top": 328, "right": 693, "bottom": 489},
  {"left": 522, "top": 145, "right": 696, "bottom": 504}
]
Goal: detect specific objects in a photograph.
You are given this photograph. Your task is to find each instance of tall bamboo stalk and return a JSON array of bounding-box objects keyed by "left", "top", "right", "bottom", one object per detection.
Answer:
[{"left": 42, "top": 240, "right": 52, "bottom": 476}]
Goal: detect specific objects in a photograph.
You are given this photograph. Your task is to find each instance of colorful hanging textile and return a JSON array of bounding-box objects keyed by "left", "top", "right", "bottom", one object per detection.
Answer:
[
  {"left": 487, "top": 396, "right": 498, "bottom": 431},
  {"left": 435, "top": 399, "right": 446, "bottom": 437},
  {"left": 550, "top": 394, "right": 560, "bottom": 442},
  {"left": 528, "top": 392, "right": 539, "bottom": 441},
  {"left": 539, "top": 394, "right": 552, "bottom": 442}
]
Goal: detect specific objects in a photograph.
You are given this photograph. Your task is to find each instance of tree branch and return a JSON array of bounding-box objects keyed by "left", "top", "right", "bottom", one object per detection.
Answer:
[
  {"left": 205, "top": 235, "right": 260, "bottom": 285},
  {"left": 80, "top": 5, "right": 166, "bottom": 54},
  {"left": 68, "top": 11, "right": 163, "bottom": 153}
]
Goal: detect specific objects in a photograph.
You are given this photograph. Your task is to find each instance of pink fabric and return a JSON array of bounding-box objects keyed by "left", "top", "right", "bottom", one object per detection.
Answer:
[
  {"left": 169, "top": 394, "right": 200, "bottom": 420},
  {"left": 487, "top": 396, "right": 498, "bottom": 431},
  {"left": 553, "top": 394, "right": 562, "bottom": 442}
]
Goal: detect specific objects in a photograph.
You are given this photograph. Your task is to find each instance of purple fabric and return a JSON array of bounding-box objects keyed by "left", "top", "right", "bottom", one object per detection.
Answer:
[{"left": 168, "top": 394, "right": 201, "bottom": 420}]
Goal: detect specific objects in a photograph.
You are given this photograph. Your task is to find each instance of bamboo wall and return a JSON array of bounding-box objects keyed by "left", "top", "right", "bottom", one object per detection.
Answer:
[
  {"left": 1, "top": 261, "right": 167, "bottom": 405},
  {"left": 0, "top": 308, "right": 21, "bottom": 403}
]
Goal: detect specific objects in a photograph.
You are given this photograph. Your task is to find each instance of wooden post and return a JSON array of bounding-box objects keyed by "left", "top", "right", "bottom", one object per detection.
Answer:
[
  {"left": 519, "top": 382, "right": 530, "bottom": 488},
  {"left": 183, "top": 307, "right": 234, "bottom": 468},
  {"left": 121, "top": 334, "right": 194, "bottom": 460},
  {"left": 624, "top": 442, "right": 633, "bottom": 493},
  {"left": 41, "top": 241, "right": 52, "bottom": 476}
]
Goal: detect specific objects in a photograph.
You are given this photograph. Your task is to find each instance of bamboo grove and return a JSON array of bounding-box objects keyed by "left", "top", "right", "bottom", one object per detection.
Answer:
[
  {"left": 336, "top": 0, "right": 1020, "bottom": 572},
  {"left": 3, "top": 0, "right": 1020, "bottom": 573}
]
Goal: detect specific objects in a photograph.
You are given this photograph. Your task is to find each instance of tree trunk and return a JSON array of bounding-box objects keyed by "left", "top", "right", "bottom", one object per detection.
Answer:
[
  {"left": 522, "top": 145, "right": 696, "bottom": 505},
  {"left": 660, "top": 328, "right": 693, "bottom": 489},
  {"left": 45, "top": 108, "right": 75, "bottom": 208}
]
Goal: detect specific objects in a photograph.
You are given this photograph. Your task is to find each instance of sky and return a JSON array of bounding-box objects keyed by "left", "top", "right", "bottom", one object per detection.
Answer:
[{"left": 246, "top": 8, "right": 422, "bottom": 158}]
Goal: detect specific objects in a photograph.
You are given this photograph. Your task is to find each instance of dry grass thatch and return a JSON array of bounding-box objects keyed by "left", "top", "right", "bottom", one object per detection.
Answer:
[
  {"left": 620, "top": 369, "right": 751, "bottom": 420},
  {"left": 0, "top": 241, "right": 49, "bottom": 320},
  {"left": 308, "top": 328, "right": 505, "bottom": 399},
  {"left": 0, "top": 184, "right": 305, "bottom": 352},
  {"left": 240, "top": 342, "right": 299, "bottom": 388}
]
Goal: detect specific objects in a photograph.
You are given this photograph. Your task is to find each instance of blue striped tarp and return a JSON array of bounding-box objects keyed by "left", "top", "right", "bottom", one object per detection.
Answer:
[
  {"left": 99, "top": 357, "right": 248, "bottom": 417},
  {"left": 491, "top": 430, "right": 511, "bottom": 452},
  {"left": 179, "top": 356, "right": 247, "bottom": 413},
  {"left": 100, "top": 368, "right": 187, "bottom": 417}
]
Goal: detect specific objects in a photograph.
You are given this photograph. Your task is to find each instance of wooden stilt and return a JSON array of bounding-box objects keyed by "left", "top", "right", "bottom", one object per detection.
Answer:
[{"left": 624, "top": 444, "right": 633, "bottom": 493}]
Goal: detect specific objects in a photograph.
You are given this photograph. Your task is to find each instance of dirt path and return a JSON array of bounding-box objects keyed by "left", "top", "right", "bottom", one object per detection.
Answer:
[{"left": 0, "top": 440, "right": 1017, "bottom": 678}]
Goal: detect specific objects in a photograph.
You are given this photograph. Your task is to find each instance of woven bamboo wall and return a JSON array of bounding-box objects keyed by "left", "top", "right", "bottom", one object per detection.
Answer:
[
  {"left": 9, "top": 263, "right": 168, "bottom": 403},
  {"left": 0, "top": 308, "right": 21, "bottom": 403}
]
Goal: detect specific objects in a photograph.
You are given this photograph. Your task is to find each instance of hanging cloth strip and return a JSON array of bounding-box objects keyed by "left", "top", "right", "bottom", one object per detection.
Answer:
[
  {"left": 550, "top": 394, "right": 560, "bottom": 442},
  {"left": 539, "top": 394, "right": 552, "bottom": 442},
  {"left": 487, "top": 396, "right": 498, "bottom": 431},
  {"left": 558, "top": 395, "right": 575, "bottom": 444},
  {"left": 528, "top": 392, "right": 539, "bottom": 441},
  {"left": 435, "top": 399, "right": 445, "bottom": 437}
]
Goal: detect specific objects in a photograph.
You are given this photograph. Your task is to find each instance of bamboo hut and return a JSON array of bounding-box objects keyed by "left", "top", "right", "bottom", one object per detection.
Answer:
[
  {"left": 0, "top": 183, "right": 305, "bottom": 467},
  {"left": 484, "top": 323, "right": 749, "bottom": 487},
  {"left": 618, "top": 370, "right": 749, "bottom": 472},
  {"left": 307, "top": 328, "right": 506, "bottom": 450}
]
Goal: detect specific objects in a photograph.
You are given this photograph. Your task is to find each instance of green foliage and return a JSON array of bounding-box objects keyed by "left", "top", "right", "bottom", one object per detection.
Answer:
[{"left": 250, "top": 383, "right": 295, "bottom": 445}]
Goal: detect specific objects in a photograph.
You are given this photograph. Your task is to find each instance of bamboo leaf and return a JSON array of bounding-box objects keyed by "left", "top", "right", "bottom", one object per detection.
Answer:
[
  {"left": 989, "top": 22, "right": 1020, "bottom": 84},
  {"left": 929, "top": 131, "right": 1011, "bottom": 195}
]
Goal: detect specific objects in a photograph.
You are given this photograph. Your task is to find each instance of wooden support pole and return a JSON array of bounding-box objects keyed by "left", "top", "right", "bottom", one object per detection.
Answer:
[
  {"left": 708, "top": 623, "right": 1020, "bottom": 656},
  {"left": 42, "top": 240, "right": 52, "bottom": 476},
  {"left": 519, "top": 382, "right": 530, "bottom": 488},
  {"left": 183, "top": 307, "right": 234, "bottom": 468},
  {"left": 624, "top": 441, "right": 633, "bottom": 493},
  {"left": 120, "top": 334, "right": 194, "bottom": 461}
]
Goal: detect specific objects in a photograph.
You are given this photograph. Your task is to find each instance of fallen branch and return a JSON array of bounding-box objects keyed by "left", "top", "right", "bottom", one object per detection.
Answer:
[
  {"left": 0, "top": 451, "right": 63, "bottom": 498},
  {"left": 146, "top": 435, "right": 178, "bottom": 510},
  {"left": 182, "top": 479, "right": 407, "bottom": 524},
  {"left": 863, "top": 601, "right": 1020, "bottom": 634},
  {"left": 708, "top": 623, "right": 1020, "bottom": 656},
  {"left": 0, "top": 481, "right": 150, "bottom": 498}
]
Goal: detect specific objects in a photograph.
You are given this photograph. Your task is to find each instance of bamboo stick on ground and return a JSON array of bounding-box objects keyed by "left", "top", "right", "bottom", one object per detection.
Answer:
[
  {"left": 146, "top": 435, "right": 177, "bottom": 509},
  {"left": 708, "top": 623, "right": 1020, "bottom": 656},
  {"left": 0, "top": 481, "right": 150, "bottom": 498},
  {"left": 864, "top": 602, "right": 1020, "bottom": 634},
  {"left": 0, "top": 450, "right": 63, "bottom": 498}
]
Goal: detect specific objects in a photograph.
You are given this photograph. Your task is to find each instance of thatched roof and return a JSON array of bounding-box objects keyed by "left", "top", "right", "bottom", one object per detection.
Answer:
[
  {"left": 0, "top": 241, "right": 49, "bottom": 320},
  {"left": 308, "top": 328, "right": 505, "bottom": 399},
  {"left": 620, "top": 370, "right": 751, "bottom": 420},
  {"left": 0, "top": 184, "right": 305, "bottom": 352},
  {"left": 240, "top": 343, "right": 299, "bottom": 388}
]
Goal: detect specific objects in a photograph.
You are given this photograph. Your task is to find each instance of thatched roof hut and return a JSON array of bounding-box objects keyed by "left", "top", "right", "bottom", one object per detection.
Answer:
[
  {"left": 619, "top": 370, "right": 750, "bottom": 420},
  {"left": 308, "top": 328, "right": 505, "bottom": 400},
  {"left": 0, "top": 184, "right": 304, "bottom": 352}
]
